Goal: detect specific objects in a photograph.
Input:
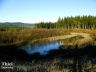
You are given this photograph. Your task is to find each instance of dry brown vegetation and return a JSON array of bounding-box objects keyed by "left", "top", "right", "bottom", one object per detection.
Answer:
[
  {"left": 8, "top": 57, "right": 96, "bottom": 72},
  {"left": 0, "top": 28, "right": 96, "bottom": 46},
  {"left": 0, "top": 29, "right": 70, "bottom": 46}
]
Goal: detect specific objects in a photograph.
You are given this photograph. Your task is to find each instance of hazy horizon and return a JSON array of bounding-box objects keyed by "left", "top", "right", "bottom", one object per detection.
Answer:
[{"left": 0, "top": 0, "right": 96, "bottom": 23}]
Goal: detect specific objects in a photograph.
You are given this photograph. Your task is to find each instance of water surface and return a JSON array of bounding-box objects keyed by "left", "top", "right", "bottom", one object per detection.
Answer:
[{"left": 20, "top": 41, "right": 63, "bottom": 55}]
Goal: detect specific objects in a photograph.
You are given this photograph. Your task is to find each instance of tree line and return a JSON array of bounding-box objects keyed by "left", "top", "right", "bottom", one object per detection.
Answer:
[{"left": 35, "top": 16, "right": 96, "bottom": 29}]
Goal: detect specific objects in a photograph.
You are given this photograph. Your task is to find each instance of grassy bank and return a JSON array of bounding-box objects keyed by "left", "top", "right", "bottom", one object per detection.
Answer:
[
  {"left": 0, "top": 28, "right": 96, "bottom": 46},
  {"left": 0, "top": 29, "right": 70, "bottom": 46}
]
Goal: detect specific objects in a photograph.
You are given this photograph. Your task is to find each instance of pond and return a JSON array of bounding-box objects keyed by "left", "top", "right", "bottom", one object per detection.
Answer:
[{"left": 20, "top": 41, "right": 63, "bottom": 55}]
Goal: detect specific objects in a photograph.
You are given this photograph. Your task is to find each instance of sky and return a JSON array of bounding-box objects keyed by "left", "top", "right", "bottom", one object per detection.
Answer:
[{"left": 0, "top": 0, "right": 96, "bottom": 23}]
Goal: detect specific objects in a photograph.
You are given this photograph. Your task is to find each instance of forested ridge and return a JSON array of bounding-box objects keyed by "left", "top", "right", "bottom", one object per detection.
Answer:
[{"left": 36, "top": 16, "right": 96, "bottom": 29}]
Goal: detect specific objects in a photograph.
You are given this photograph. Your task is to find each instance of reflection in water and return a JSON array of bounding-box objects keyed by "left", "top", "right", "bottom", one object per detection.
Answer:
[
  {"left": 20, "top": 41, "right": 63, "bottom": 55},
  {"left": 0, "top": 42, "right": 96, "bottom": 71}
]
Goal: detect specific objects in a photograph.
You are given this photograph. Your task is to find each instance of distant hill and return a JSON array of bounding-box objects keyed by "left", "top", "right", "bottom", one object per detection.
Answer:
[{"left": 0, "top": 22, "right": 35, "bottom": 28}]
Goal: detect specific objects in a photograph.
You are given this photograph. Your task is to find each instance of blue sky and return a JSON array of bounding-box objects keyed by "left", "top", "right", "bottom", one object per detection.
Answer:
[{"left": 0, "top": 0, "right": 96, "bottom": 23}]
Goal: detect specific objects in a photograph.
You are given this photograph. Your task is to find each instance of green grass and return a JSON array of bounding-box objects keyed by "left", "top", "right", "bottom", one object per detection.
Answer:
[{"left": 0, "top": 25, "right": 25, "bottom": 31}]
